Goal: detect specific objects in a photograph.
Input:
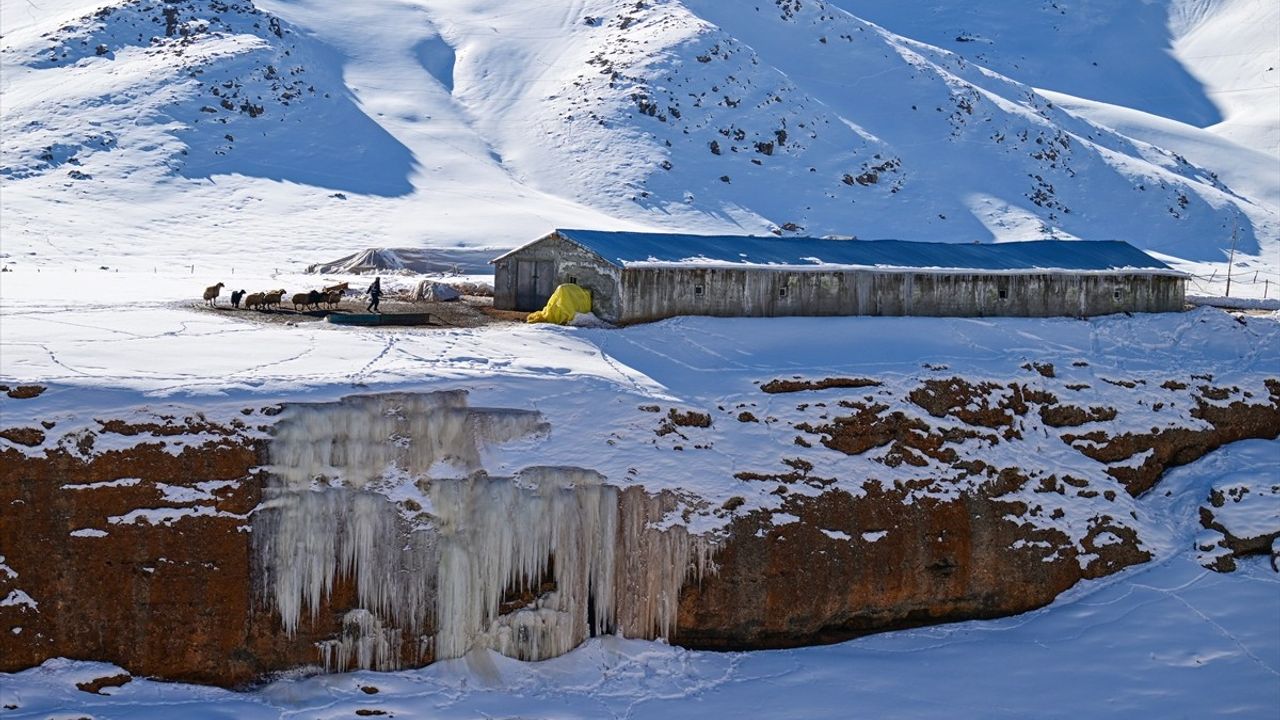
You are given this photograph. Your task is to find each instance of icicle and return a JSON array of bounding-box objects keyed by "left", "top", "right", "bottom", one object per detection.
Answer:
[
  {"left": 614, "top": 486, "right": 717, "bottom": 641},
  {"left": 253, "top": 487, "right": 435, "bottom": 638},
  {"left": 255, "top": 392, "right": 719, "bottom": 670},
  {"left": 430, "top": 467, "right": 620, "bottom": 661},
  {"left": 429, "top": 468, "right": 716, "bottom": 661},
  {"left": 317, "top": 609, "right": 403, "bottom": 672},
  {"left": 266, "top": 391, "right": 547, "bottom": 489}
]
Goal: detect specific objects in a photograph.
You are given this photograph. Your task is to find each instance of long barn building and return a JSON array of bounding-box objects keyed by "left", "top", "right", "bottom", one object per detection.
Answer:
[{"left": 492, "top": 229, "right": 1186, "bottom": 324}]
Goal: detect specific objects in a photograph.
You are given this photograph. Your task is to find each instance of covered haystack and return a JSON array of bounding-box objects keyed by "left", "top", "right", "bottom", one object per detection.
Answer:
[
  {"left": 307, "top": 247, "right": 496, "bottom": 275},
  {"left": 414, "top": 280, "right": 461, "bottom": 302}
]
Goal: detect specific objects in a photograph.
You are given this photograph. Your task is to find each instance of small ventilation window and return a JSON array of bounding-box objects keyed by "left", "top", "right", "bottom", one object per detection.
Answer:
[
  {"left": 694, "top": 285, "right": 704, "bottom": 296},
  {"left": 779, "top": 286, "right": 788, "bottom": 298},
  {"left": 1113, "top": 289, "right": 1122, "bottom": 301},
  {"left": 567, "top": 275, "right": 578, "bottom": 285},
  {"left": 998, "top": 289, "right": 1008, "bottom": 300}
]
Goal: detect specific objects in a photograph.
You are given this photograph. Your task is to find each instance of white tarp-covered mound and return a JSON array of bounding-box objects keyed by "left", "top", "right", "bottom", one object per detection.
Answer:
[
  {"left": 414, "top": 280, "right": 461, "bottom": 302},
  {"left": 307, "top": 248, "right": 496, "bottom": 275},
  {"left": 308, "top": 249, "right": 414, "bottom": 274}
]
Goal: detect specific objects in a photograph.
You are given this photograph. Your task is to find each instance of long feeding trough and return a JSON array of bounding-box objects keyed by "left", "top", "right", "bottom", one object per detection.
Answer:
[{"left": 326, "top": 312, "right": 437, "bottom": 327}]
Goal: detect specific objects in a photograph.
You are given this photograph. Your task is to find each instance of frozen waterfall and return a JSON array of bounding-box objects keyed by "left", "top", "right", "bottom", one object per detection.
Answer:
[{"left": 253, "top": 392, "right": 716, "bottom": 671}]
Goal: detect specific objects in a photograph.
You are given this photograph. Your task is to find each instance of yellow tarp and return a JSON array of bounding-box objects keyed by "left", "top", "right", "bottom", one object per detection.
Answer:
[{"left": 526, "top": 283, "right": 592, "bottom": 325}]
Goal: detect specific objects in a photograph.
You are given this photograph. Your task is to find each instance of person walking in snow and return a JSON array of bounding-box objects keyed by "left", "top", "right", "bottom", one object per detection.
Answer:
[{"left": 366, "top": 276, "right": 383, "bottom": 314}]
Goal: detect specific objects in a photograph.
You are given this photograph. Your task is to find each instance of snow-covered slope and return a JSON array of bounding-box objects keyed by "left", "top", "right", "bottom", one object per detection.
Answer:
[
  {"left": 0, "top": 0, "right": 626, "bottom": 266},
  {"left": 835, "top": 0, "right": 1280, "bottom": 158},
  {"left": 1171, "top": 0, "right": 1280, "bottom": 157},
  {"left": 829, "top": 0, "right": 1218, "bottom": 124},
  {"left": 1037, "top": 91, "right": 1279, "bottom": 212},
  {"left": 0, "top": 0, "right": 1275, "bottom": 278}
]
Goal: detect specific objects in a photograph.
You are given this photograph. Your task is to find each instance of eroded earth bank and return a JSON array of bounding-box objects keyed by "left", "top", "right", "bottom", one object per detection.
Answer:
[{"left": 3, "top": 330, "right": 1277, "bottom": 686}]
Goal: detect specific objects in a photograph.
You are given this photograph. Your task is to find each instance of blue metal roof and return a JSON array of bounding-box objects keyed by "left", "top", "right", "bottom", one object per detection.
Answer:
[{"left": 539, "top": 229, "right": 1175, "bottom": 273}]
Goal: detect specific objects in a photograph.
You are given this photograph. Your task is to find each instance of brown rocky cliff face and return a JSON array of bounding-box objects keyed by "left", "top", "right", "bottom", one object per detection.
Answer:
[
  {"left": 674, "top": 375, "right": 1280, "bottom": 650},
  {"left": 674, "top": 484, "right": 1144, "bottom": 650},
  {"left": 1, "top": 436, "right": 261, "bottom": 684},
  {"left": 1, "top": 376, "right": 1277, "bottom": 686},
  {"left": 0, "top": 428, "right": 427, "bottom": 686}
]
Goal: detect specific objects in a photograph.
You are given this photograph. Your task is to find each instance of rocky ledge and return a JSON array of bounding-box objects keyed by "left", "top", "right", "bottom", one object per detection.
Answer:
[{"left": 1, "top": 370, "right": 1277, "bottom": 687}]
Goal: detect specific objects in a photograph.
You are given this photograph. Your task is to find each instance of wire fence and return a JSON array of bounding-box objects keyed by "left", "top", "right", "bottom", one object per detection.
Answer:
[{"left": 1185, "top": 267, "right": 1280, "bottom": 299}]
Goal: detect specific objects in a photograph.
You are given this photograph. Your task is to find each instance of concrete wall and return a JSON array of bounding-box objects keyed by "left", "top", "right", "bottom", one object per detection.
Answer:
[
  {"left": 493, "top": 233, "right": 623, "bottom": 316},
  {"left": 494, "top": 236, "right": 1185, "bottom": 323},
  {"left": 617, "top": 267, "right": 1185, "bottom": 323}
]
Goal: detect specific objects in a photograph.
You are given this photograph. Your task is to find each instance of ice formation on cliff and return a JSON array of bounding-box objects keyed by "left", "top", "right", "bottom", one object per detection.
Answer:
[
  {"left": 255, "top": 488, "right": 436, "bottom": 641},
  {"left": 432, "top": 468, "right": 714, "bottom": 661},
  {"left": 317, "top": 608, "right": 405, "bottom": 673},
  {"left": 266, "top": 391, "right": 547, "bottom": 489},
  {"left": 254, "top": 392, "right": 715, "bottom": 671}
]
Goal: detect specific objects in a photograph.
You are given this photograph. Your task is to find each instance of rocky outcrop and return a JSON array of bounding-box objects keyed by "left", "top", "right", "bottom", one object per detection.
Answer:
[
  {"left": 675, "top": 487, "right": 1145, "bottom": 649},
  {"left": 677, "top": 372, "right": 1280, "bottom": 648},
  {"left": 1, "top": 374, "right": 1277, "bottom": 686},
  {"left": 1194, "top": 437, "right": 1280, "bottom": 573},
  {"left": 1064, "top": 379, "right": 1280, "bottom": 495},
  {"left": 0, "top": 416, "right": 333, "bottom": 686}
]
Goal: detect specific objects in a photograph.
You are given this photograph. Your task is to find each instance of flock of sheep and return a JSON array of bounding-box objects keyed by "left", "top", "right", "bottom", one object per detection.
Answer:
[{"left": 202, "top": 281, "right": 350, "bottom": 312}]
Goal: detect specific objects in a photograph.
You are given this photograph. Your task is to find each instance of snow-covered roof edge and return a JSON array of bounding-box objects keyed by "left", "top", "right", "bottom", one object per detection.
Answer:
[
  {"left": 622, "top": 261, "right": 1186, "bottom": 276},
  {"left": 492, "top": 230, "right": 1185, "bottom": 276}
]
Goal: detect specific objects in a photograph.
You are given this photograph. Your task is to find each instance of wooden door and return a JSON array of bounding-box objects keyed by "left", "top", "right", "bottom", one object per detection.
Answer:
[{"left": 516, "top": 260, "right": 556, "bottom": 310}]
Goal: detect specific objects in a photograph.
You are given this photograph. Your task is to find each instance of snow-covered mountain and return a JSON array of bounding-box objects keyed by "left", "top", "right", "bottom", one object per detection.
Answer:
[
  {"left": 832, "top": 0, "right": 1279, "bottom": 157},
  {"left": 0, "top": 0, "right": 1275, "bottom": 280}
]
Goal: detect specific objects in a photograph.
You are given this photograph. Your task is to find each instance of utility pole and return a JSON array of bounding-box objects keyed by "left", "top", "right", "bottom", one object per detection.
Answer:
[{"left": 1225, "top": 216, "right": 1238, "bottom": 298}]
